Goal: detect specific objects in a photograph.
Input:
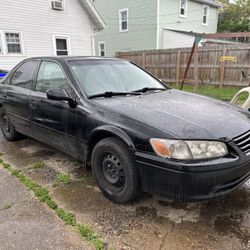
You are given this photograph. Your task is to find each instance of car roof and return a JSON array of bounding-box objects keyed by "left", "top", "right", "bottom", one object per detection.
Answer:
[{"left": 23, "top": 56, "right": 126, "bottom": 63}]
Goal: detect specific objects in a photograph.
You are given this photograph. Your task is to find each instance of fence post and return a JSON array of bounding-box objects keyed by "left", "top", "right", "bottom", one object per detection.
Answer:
[
  {"left": 176, "top": 50, "right": 181, "bottom": 87},
  {"left": 142, "top": 52, "right": 146, "bottom": 68},
  {"left": 220, "top": 48, "right": 227, "bottom": 88},
  {"left": 194, "top": 45, "right": 199, "bottom": 93}
]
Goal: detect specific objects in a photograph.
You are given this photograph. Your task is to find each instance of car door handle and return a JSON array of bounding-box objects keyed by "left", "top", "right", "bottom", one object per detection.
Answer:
[{"left": 29, "top": 103, "right": 38, "bottom": 110}]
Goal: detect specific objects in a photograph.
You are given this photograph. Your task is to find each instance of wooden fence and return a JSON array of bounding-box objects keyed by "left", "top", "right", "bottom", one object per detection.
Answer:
[{"left": 116, "top": 46, "right": 250, "bottom": 87}]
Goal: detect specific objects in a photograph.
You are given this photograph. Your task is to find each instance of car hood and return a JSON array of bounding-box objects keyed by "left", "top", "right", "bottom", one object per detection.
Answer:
[{"left": 93, "top": 89, "right": 250, "bottom": 140}]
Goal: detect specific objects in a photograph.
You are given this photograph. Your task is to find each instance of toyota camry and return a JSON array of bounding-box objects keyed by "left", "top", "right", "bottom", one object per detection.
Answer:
[{"left": 0, "top": 57, "right": 249, "bottom": 203}]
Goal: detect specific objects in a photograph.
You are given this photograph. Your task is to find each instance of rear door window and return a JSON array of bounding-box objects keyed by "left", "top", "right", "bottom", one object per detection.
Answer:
[
  {"left": 36, "top": 61, "right": 69, "bottom": 93},
  {"left": 10, "top": 61, "right": 40, "bottom": 89}
]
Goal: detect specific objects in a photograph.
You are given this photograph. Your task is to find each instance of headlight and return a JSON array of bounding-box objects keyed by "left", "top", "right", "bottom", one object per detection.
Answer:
[{"left": 150, "top": 139, "right": 228, "bottom": 160}]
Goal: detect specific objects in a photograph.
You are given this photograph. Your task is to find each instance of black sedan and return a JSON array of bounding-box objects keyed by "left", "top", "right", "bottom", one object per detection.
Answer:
[{"left": 0, "top": 57, "right": 249, "bottom": 203}]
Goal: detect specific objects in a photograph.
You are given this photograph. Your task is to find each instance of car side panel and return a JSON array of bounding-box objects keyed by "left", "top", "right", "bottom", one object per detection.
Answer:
[{"left": 29, "top": 91, "right": 79, "bottom": 157}]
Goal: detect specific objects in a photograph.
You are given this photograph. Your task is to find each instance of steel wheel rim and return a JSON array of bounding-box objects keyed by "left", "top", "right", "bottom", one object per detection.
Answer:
[{"left": 101, "top": 153, "right": 125, "bottom": 190}]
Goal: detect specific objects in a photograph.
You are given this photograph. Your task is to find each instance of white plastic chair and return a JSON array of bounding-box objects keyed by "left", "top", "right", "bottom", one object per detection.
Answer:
[{"left": 231, "top": 87, "right": 250, "bottom": 111}]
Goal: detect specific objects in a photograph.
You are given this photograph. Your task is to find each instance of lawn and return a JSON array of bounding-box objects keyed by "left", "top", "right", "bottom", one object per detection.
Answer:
[{"left": 169, "top": 84, "right": 243, "bottom": 102}]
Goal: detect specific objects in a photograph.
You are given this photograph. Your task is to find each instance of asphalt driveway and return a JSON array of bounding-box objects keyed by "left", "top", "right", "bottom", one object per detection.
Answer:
[{"left": 1, "top": 132, "right": 250, "bottom": 249}]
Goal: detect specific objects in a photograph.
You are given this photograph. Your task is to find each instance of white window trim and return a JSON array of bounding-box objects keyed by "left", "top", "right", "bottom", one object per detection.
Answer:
[
  {"left": 0, "top": 31, "right": 5, "bottom": 56},
  {"left": 179, "top": 0, "right": 188, "bottom": 18},
  {"left": 119, "top": 8, "right": 129, "bottom": 33},
  {"left": 0, "top": 32, "right": 3, "bottom": 54},
  {"left": 98, "top": 41, "right": 106, "bottom": 57},
  {"left": 202, "top": 5, "right": 209, "bottom": 26},
  {"left": 3, "top": 30, "right": 25, "bottom": 56},
  {"left": 52, "top": 35, "right": 71, "bottom": 56}
]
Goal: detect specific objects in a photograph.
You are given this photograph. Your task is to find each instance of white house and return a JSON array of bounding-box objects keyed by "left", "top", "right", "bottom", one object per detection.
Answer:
[{"left": 0, "top": 0, "right": 105, "bottom": 70}]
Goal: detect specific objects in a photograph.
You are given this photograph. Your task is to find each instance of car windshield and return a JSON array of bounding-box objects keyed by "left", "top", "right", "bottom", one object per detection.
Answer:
[{"left": 69, "top": 60, "right": 166, "bottom": 97}]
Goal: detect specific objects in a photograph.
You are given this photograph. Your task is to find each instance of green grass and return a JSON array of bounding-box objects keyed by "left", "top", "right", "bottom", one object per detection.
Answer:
[
  {"left": 170, "top": 84, "right": 243, "bottom": 101},
  {"left": 0, "top": 159, "right": 104, "bottom": 250},
  {"left": 56, "top": 208, "right": 77, "bottom": 226},
  {"left": 77, "top": 224, "right": 104, "bottom": 250},
  {"left": 55, "top": 173, "right": 71, "bottom": 185},
  {"left": 26, "top": 161, "right": 45, "bottom": 171}
]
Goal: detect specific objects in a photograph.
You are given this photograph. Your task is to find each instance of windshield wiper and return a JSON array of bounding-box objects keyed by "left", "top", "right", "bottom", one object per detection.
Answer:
[
  {"left": 133, "top": 87, "right": 166, "bottom": 93},
  {"left": 88, "top": 91, "right": 141, "bottom": 99}
]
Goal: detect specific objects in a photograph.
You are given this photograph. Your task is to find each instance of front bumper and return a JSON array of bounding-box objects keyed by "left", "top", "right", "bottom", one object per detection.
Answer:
[{"left": 135, "top": 150, "right": 250, "bottom": 202}]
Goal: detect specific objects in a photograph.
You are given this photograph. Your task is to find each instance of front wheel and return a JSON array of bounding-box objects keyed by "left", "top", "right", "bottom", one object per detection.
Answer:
[
  {"left": 0, "top": 107, "right": 22, "bottom": 141},
  {"left": 91, "top": 137, "right": 140, "bottom": 204}
]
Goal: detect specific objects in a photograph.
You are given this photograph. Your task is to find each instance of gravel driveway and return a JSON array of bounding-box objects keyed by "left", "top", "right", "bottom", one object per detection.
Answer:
[{"left": 1, "top": 132, "right": 250, "bottom": 250}]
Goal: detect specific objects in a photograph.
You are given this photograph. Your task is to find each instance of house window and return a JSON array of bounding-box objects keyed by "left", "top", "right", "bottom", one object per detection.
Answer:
[
  {"left": 53, "top": 36, "right": 70, "bottom": 56},
  {"left": 5, "top": 32, "right": 22, "bottom": 54},
  {"left": 202, "top": 5, "right": 209, "bottom": 25},
  {"left": 98, "top": 42, "right": 106, "bottom": 57},
  {"left": 51, "top": 0, "right": 64, "bottom": 11},
  {"left": 119, "top": 9, "right": 129, "bottom": 32},
  {"left": 179, "top": 0, "right": 188, "bottom": 17}
]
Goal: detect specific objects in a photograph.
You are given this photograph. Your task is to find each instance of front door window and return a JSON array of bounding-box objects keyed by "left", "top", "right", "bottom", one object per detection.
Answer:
[{"left": 36, "top": 61, "right": 69, "bottom": 93}]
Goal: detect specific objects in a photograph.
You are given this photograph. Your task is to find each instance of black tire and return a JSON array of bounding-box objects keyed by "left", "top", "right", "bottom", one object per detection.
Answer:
[
  {"left": 0, "top": 107, "right": 22, "bottom": 141},
  {"left": 91, "top": 137, "right": 140, "bottom": 204}
]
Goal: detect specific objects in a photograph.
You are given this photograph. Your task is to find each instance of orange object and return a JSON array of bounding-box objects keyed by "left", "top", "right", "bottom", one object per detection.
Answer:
[{"left": 150, "top": 140, "right": 171, "bottom": 157}]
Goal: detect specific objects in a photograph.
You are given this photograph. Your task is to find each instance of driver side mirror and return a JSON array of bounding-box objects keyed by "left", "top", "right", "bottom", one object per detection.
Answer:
[
  {"left": 47, "top": 88, "right": 70, "bottom": 101},
  {"left": 47, "top": 88, "right": 77, "bottom": 107}
]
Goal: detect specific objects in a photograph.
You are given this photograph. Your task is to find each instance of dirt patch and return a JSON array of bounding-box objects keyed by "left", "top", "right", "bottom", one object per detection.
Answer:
[
  {"left": 215, "top": 215, "right": 250, "bottom": 246},
  {"left": 26, "top": 165, "right": 59, "bottom": 186}
]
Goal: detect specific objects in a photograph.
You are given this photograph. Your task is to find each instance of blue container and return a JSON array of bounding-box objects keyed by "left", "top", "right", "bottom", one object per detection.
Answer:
[{"left": 0, "top": 71, "right": 8, "bottom": 79}]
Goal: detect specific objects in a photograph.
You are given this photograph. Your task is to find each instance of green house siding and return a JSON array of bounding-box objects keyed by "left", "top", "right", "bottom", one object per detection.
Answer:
[
  {"left": 94, "top": 0, "right": 157, "bottom": 57},
  {"left": 93, "top": 0, "right": 219, "bottom": 56},
  {"left": 158, "top": 0, "right": 218, "bottom": 48}
]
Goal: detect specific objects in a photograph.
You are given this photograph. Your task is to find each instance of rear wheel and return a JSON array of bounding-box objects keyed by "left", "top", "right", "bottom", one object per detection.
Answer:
[
  {"left": 91, "top": 137, "right": 140, "bottom": 204},
  {"left": 0, "top": 108, "right": 22, "bottom": 141}
]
